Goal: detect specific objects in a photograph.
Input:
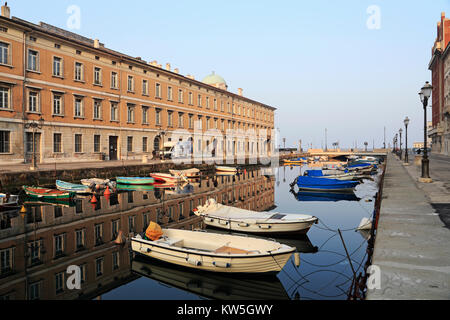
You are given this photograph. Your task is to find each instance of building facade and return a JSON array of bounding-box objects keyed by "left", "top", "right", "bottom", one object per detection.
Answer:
[
  {"left": 429, "top": 12, "right": 450, "bottom": 155},
  {"left": 0, "top": 4, "right": 276, "bottom": 166}
]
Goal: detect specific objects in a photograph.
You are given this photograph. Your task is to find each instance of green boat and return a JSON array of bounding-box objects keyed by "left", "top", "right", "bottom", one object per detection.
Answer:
[
  {"left": 117, "top": 184, "right": 155, "bottom": 191},
  {"left": 23, "top": 186, "right": 75, "bottom": 201},
  {"left": 116, "top": 177, "right": 155, "bottom": 185}
]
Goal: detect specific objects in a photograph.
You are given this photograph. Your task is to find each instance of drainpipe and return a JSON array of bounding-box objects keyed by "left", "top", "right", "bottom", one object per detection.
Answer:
[{"left": 22, "top": 30, "right": 30, "bottom": 164}]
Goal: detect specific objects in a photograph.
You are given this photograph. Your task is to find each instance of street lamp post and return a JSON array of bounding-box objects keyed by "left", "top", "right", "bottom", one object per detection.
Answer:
[
  {"left": 24, "top": 117, "right": 44, "bottom": 170},
  {"left": 399, "top": 128, "right": 403, "bottom": 160},
  {"left": 364, "top": 142, "right": 368, "bottom": 152},
  {"left": 404, "top": 117, "right": 410, "bottom": 164},
  {"left": 419, "top": 81, "right": 433, "bottom": 182}
]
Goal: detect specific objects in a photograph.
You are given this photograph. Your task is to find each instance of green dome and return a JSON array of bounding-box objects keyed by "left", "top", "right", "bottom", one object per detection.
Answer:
[{"left": 202, "top": 72, "right": 227, "bottom": 86}]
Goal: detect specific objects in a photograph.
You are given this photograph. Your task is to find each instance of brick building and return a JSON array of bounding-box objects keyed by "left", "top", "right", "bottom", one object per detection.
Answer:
[{"left": 0, "top": 4, "right": 276, "bottom": 166}]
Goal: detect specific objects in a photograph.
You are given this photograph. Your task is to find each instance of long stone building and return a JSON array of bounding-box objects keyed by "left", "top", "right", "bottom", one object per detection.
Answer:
[
  {"left": 0, "top": 4, "right": 276, "bottom": 166},
  {"left": 429, "top": 12, "right": 450, "bottom": 155}
]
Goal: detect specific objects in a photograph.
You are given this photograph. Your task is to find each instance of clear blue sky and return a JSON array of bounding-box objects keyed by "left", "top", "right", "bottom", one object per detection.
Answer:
[{"left": 11, "top": 0, "right": 450, "bottom": 149}]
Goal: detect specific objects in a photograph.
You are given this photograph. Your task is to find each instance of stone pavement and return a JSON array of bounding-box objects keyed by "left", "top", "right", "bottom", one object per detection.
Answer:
[{"left": 366, "top": 153, "right": 450, "bottom": 300}]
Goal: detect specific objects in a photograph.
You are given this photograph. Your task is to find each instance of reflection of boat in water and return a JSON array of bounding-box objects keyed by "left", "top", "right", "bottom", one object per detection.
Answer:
[
  {"left": 292, "top": 190, "right": 360, "bottom": 202},
  {"left": 131, "top": 257, "right": 290, "bottom": 300},
  {"left": 117, "top": 184, "right": 155, "bottom": 192}
]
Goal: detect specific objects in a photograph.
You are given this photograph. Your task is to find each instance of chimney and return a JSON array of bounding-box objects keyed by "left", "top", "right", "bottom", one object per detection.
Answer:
[
  {"left": 150, "top": 61, "right": 158, "bottom": 66},
  {"left": 1, "top": 2, "right": 10, "bottom": 19},
  {"left": 157, "top": 64, "right": 162, "bottom": 69},
  {"left": 186, "top": 75, "right": 195, "bottom": 80},
  {"left": 174, "top": 68, "right": 179, "bottom": 74},
  {"left": 238, "top": 88, "right": 243, "bottom": 96},
  {"left": 166, "top": 63, "right": 171, "bottom": 71},
  {"left": 94, "top": 39, "right": 100, "bottom": 49}
]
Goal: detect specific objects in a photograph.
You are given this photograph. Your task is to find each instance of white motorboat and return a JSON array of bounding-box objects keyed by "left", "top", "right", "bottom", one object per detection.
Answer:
[
  {"left": 216, "top": 166, "right": 238, "bottom": 173},
  {"left": 169, "top": 168, "right": 200, "bottom": 178},
  {"left": 81, "top": 178, "right": 115, "bottom": 189},
  {"left": 194, "top": 199, "right": 318, "bottom": 235},
  {"left": 0, "top": 194, "right": 19, "bottom": 212},
  {"left": 131, "top": 228, "right": 295, "bottom": 274}
]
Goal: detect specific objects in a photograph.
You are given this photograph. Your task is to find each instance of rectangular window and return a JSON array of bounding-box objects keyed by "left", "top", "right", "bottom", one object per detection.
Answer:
[
  {"left": 53, "top": 133, "right": 62, "bottom": 153},
  {"left": 28, "top": 91, "right": 39, "bottom": 113},
  {"left": 28, "top": 240, "right": 41, "bottom": 265},
  {"left": 54, "top": 234, "right": 65, "bottom": 257},
  {"left": 112, "top": 252, "right": 119, "bottom": 270},
  {"left": 142, "top": 80, "right": 148, "bottom": 95},
  {"left": 142, "top": 106, "right": 149, "bottom": 124},
  {"left": 214, "top": 99, "right": 217, "bottom": 110},
  {"left": 0, "top": 87, "right": 9, "bottom": 109},
  {"left": 110, "top": 102, "right": 118, "bottom": 121},
  {"left": 94, "top": 135, "right": 101, "bottom": 153},
  {"left": 168, "top": 111, "right": 173, "bottom": 127},
  {"left": 79, "top": 264, "right": 86, "bottom": 284},
  {"left": 93, "top": 100, "right": 102, "bottom": 119},
  {"left": 94, "top": 67, "right": 102, "bottom": 85},
  {"left": 111, "top": 72, "right": 118, "bottom": 89},
  {"left": 156, "top": 109, "right": 161, "bottom": 125},
  {"left": 127, "top": 136, "right": 133, "bottom": 152},
  {"left": 127, "top": 75, "right": 134, "bottom": 92},
  {"left": 206, "top": 97, "right": 210, "bottom": 109},
  {"left": 96, "top": 257, "right": 104, "bottom": 277},
  {"left": 0, "top": 131, "right": 10, "bottom": 153},
  {"left": 188, "top": 114, "right": 194, "bottom": 129},
  {"left": 178, "top": 113, "right": 184, "bottom": 128},
  {"left": 75, "top": 229, "right": 85, "bottom": 249},
  {"left": 28, "top": 50, "right": 39, "bottom": 71},
  {"left": 74, "top": 134, "right": 82, "bottom": 153},
  {"left": 74, "top": 62, "right": 83, "bottom": 81},
  {"left": 188, "top": 92, "right": 193, "bottom": 105},
  {"left": 112, "top": 220, "right": 120, "bottom": 239},
  {"left": 128, "top": 216, "right": 135, "bottom": 233},
  {"left": 53, "top": 93, "right": 63, "bottom": 115},
  {"left": 55, "top": 272, "right": 64, "bottom": 294},
  {"left": 221, "top": 101, "right": 224, "bottom": 112},
  {"left": 156, "top": 83, "right": 161, "bottom": 98},
  {"left": 0, "top": 42, "right": 9, "bottom": 65},
  {"left": 198, "top": 95, "right": 202, "bottom": 107},
  {"left": 53, "top": 57, "right": 62, "bottom": 77},
  {"left": 0, "top": 247, "right": 13, "bottom": 275},
  {"left": 127, "top": 104, "right": 135, "bottom": 123},
  {"left": 74, "top": 97, "right": 83, "bottom": 118},
  {"left": 94, "top": 224, "right": 103, "bottom": 246},
  {"left": 142, "top": 137, "right": 148, "bottom": 152},
  {"left": 29, "top": 282, "right": 40, "bottom": 300},
  {"left": 178, "top": 89, "right": 183, "bottom": 103}
]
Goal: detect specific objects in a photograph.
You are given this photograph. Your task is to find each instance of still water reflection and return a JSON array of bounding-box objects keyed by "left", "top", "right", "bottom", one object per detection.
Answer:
[{"left": 0, "top": 165, "right": 377, "bottom": 300}]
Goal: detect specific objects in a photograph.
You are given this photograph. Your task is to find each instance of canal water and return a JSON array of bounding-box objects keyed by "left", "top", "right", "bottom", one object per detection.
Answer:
[{"left": 0, "top": 165, "right": 378, "bottom": 300}]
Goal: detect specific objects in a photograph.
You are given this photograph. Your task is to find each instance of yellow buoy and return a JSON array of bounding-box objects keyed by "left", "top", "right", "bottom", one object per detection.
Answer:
[{"left": 20, "top": 205, "right": 27, "bottom": 214}]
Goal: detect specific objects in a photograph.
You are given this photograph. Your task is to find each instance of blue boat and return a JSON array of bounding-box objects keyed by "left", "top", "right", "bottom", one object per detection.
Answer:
[
  {"left": 56, "top": 180, "right": 92, "bottom": 194},
  {"left": 296, "top": 176, "right": 359, "bottom": 192},
  {"left": 116, "top": 177, "right": 155, "bottom": 185},
  {"left": 294, "top": 191, "right": 360, "bottom": 202}
]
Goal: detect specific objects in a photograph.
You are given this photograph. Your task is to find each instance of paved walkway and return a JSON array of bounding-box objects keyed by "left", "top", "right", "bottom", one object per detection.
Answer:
[{"left": 366, "top": 153, "right": 450, "bottom": 300}]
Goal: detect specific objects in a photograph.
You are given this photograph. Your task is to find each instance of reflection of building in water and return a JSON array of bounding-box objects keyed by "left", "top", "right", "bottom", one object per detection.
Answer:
[{"left": 0, "top": 169, "right": 274, "bottom": 300}]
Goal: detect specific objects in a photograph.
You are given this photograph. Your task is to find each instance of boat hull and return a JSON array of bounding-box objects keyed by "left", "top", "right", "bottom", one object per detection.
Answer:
[
  {"left": 131, "top": 231, "right": 295, "bottom": 274},
  {"left": 56, "top": 180, "right": 92, "bottom": 194},
  {"left": 23, "top": 186, "right": 74, "bottom": 200},
  {"left": 116, "top": 177, "right": 155, "bottom": 185},
  {"left": 150, "top": 173, "right": 182, "bottom": 184}
]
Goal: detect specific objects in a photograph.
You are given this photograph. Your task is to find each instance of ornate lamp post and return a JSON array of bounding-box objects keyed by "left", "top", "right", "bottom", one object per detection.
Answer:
[
  {"left": 419, "top": 81, "right": 433, "bottom": 182},
  {"left": 404, "top": 117, "right": 410, "bottom": 164},
  {"left": 399, "top": 128, "right": 403, "bottom": 160},
  {"left": 24, "top": 117, "right": 44, "bottom": 170}
]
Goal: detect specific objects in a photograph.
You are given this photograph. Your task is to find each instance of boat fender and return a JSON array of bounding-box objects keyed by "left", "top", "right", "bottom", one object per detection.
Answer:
[
  {"left": 258, "top": 225, "right": 272, "bottom": 230},
  {"left": 206, "top": 218, "right": 215, "bottom": 223},
  {"left": 140, "top": 247, "right": 151, "bottom": 254},
  {"left": 213, "top": 261, "right": 231, "bottom": 268},
  {"left": 294, "top": 252, "right": 301, "bottom": 267},
  {"left": 219, "top": 220, "right": 229, "bottom": 226},
  {"left": 187, "top": 258, "right": 202, "bottom": 266},
  {"left": 238, "top": 223, "right": 249, "bottom": 227}
]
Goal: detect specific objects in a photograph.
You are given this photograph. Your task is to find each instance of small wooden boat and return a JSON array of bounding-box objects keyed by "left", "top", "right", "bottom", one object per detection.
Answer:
[
  {"left": 116, "top": 177, "right": 155, "bottom": 185},
  {"left": 81, "top": 178, "right": 115, "bottom": 190},
  {"left": 23, "top": 186, "right": 75, "bottom": 200},
  {"left": 0, "top": 194, "right": 19, "bottom": 212},
  {"left": 195, "top": 199, "right": 318, "bottom": 235},
  {"left": 56, "top": 180, "right": 92, "bottom": 194},
  {"left": 150, "top": 173, "right": 185, "bottom": 184},
  {"left": 295, "top": 176, "right": 359, "bottom": 192},
  {"left": 216, "top": 166, "right": 238, "bottom": 173},
  {"left": 132, "top": 229, "right": 295, "bottom": 274},
  {"left": 169, "top": 168, "right": 200, "bottom": 178}
]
